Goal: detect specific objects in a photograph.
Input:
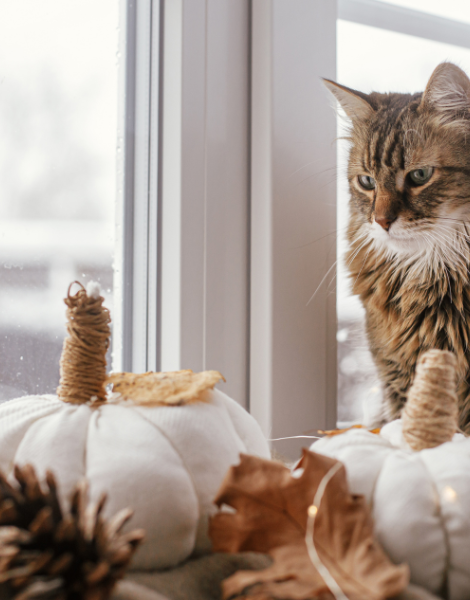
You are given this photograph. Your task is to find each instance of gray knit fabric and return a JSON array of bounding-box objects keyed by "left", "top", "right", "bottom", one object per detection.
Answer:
[
  {"left": 112, "top": 553, "right": 443, "bottom": 600},
  {"left": 116, "top": 553, "right": 270, "bottom": 600}
]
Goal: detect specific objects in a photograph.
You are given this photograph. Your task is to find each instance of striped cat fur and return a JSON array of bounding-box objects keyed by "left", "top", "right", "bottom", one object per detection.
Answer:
[{"left": 325, "top": 62, "right": 470, "bottom": 430}]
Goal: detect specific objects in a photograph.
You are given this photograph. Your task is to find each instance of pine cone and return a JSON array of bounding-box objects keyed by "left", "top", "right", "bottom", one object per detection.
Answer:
[{"left": 0, "top": 465, "right": 144, "bottom": 600}]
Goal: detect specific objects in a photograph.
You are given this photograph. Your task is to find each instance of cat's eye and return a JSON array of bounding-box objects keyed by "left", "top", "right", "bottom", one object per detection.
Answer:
[
  {"left": 408, "top": 167, "right": 434, "bottom": 186},
  {"left": 358, "top": 175, "right": 376, "bottom": 190}
]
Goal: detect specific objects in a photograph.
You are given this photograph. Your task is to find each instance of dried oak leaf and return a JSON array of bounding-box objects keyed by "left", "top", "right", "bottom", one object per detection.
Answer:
[
  {"left": 106, "top": 369, "right": 225, "bottom": 406},
  {"left": 209, "top": 450, "right": 409, "bottom": 600},
  {"left": 317, "top": 425, "right": 381, "bottom": 437}
]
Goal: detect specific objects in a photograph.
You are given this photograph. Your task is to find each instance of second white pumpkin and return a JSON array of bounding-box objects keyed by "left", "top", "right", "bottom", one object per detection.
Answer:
[{"left": 311, "top": 421, "right": 469, "bottom": 600}]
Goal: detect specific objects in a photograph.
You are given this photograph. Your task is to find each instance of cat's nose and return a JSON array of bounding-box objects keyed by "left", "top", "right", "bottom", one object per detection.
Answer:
[{"left": 375, "top": 215, "right": 396, "bottom": 231}]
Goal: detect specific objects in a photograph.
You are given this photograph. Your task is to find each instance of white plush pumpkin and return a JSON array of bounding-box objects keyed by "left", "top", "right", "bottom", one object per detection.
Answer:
[
  {"left": 0, "top": 388, "right": 270, "bottom": 570},
  {"left": 311, "top": 349, "right": 470, "bottom": 600}
]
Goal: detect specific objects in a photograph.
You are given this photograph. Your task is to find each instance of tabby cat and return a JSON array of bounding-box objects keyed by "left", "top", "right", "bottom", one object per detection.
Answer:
[{"left": 325, "top": 62, "right": 470, "bottom": 431}]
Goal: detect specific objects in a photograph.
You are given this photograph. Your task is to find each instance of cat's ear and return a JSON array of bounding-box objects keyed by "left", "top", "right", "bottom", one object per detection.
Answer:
[
  {"left": 323, "top": 79, "right": 374, "bottom": 121},
  {"left": 421, "top": 62, "right": 470, "bottom": 118}
]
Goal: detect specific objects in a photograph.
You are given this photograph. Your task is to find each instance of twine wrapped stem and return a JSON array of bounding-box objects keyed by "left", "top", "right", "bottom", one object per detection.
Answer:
[
  {"left": 402, "top": 349, "right": 458, "bottom": 451},
  {"left": 57, "top": 281, "right": 111, "bottom": 405}
]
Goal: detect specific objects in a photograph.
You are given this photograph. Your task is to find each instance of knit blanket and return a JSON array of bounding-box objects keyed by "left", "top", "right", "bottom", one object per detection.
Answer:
[{"left": 112, "top": 553, "right": 442, "bottom": 600}]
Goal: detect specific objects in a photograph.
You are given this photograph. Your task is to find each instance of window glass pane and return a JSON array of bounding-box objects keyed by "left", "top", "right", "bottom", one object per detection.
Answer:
[
  {"left": 336, "top": 20, "right": 470, "bottom": 424},
  {"left": 375, "top": 0, "right": 470, "bottom": 24},
  {"left": 0, "top": 1, "right": 117, "bottom": 400}
]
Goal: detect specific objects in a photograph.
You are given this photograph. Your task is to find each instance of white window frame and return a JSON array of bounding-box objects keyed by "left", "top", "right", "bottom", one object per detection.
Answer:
[
  {"left": 115, "top": 0, "right": 251, "bottom": 410},
  {"left": 115, "top": 0, "right": 470, "bottom": 457},
  {"left": 339, "top": 0, "right": 470, "bottom": 49},
  {"left": 114, "top": 0, "right": 161, "bottom": 374}
]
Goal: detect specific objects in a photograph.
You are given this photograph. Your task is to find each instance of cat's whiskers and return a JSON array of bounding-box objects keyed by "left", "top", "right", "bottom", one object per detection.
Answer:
[
  {"left": 364, "top": 221, "right": 469, "bottom": 282},
  {"left": 424, "top": 231, "right": 461, "bottom": 270},
  {"left": 420, "top": 229, "right": 454, "bottom": 296},
  {"left": 438, "top": 226, "right": 470, "bottom": 249},
  {"left": 346, "top": 234, "right": 372, "bottom": 269},
  {"left": 306, "top": 260, "right": 338, "bottom": 307},
  {"left": 434, "top": 216, "right": 470, "bottom": 225},
  {"left": 420, "top": 226, "right": 469, "bottom": 274},
  {"left": 436, "top": 222, "right": 470, "bottom": 244},
  {"left": 428, "top": 231, "right": 454, "bottom": 293},
  {"left": 402, "top": 128, "right": 424, "bottom": 144},
  {"left": 420, "top": 232, "right": 436, "bottom": 260},
  {"left": 428, "top": 227, "right": 457, "bottom": 250},
  {"left": 433, "top": 229, "right": 467, "bottom": 253},
  {"left": 433, "top": 222, "right": 470, "bottom": 254}
]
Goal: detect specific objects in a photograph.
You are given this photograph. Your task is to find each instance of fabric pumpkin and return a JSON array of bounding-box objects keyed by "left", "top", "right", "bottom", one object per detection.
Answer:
[
  {"left": 310, "top": 419, "right": 469, "bottom": 600},
  {"left": 0, "top": 388, "right": 270, "bottom": 570}
]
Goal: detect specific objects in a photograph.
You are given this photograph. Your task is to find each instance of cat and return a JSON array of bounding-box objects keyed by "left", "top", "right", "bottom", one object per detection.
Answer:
[{"left": 324, "top": 62, "right": 470, "bottom": 431}]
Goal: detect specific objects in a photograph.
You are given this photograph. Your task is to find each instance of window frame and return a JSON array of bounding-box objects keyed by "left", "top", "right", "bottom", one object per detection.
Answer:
[
  {"left": 114, "top": 0, "right": 161, "bottom": 374},
  {"left": 116, "top": 0, "right": 252, "bottom": 408},
  {"left": 339, "top": 0, "right": 470, "bottom": 49},
  {"left": 249, "top": 0, "right": 337, "bottom": 457}
]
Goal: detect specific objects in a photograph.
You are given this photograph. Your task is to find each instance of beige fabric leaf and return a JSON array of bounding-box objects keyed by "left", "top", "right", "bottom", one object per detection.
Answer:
[{"left": 106, "top": 370, "right": 225, "bottom": 406}]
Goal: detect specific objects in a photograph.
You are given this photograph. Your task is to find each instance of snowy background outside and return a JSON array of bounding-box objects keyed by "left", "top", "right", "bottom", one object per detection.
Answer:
[{"left": 0, "top": 1, "right": 117, "bottom": 400}]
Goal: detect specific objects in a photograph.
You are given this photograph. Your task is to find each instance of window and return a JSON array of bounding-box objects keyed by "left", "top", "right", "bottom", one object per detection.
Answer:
[
  {"left": 0, "top": 0, "right": 117, "bottom": 400},
  {"left": 5, "top": 1, "right": 470, "bottom": 460}
]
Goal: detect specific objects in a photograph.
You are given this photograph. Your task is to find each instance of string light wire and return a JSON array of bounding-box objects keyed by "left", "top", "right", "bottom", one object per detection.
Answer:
[
  {"left": 268, "top": 435, "right": 321, "bottom": 442},
  {"left": 305, "top": 461, "right": 349, "bottom": 600}
]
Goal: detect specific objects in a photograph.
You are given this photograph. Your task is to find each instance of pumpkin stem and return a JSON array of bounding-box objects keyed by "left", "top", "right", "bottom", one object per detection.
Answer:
[
  {"left": 57, "top": 281, "right": 111, "bottom": 405},
  {"left": 402, "top": 349, "right": 458, "bottom": 451}
]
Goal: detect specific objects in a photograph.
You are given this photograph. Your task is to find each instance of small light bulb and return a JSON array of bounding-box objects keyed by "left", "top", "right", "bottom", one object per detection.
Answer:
[
  {"left": 308, "top": 505, "right": 318, "bottom": 517},
  {"left": 442, "top": 486, "right": 457, "bottom": 503}
]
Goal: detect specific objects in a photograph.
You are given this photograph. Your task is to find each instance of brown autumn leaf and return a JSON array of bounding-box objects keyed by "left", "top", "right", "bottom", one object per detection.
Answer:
[
  {"left": 209, "top": 450, "right": 409, "bottom": 600},
  {"left": 317, "top": 424, "right": 381, "bottom": 437},
  {"left": 106, "top": 369, "right": 225, "bottom": 406}
]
